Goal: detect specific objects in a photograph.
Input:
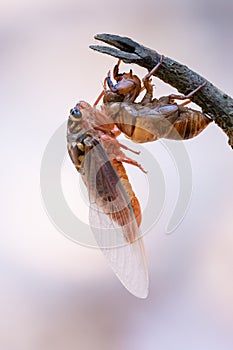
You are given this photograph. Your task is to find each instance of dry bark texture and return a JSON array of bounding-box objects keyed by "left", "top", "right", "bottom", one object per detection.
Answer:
[{"left": 90, "top": 33, "right": 233, "bottom": 148}]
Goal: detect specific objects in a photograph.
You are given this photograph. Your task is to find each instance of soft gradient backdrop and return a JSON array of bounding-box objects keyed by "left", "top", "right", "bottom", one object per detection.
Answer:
[{"left": 1, "top": 0, "right": 233, "bottom": 349}]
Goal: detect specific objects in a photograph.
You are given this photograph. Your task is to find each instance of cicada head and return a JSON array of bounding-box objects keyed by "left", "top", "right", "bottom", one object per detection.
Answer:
[
  {"left": 104, "top": 63, "right": 142, "bottom": 104},
  {"left": 67, "top": 104, "right": 82, "bottom": 133},
  {"left": 67, "top": 101, "right": 92, "bottom": 143}
]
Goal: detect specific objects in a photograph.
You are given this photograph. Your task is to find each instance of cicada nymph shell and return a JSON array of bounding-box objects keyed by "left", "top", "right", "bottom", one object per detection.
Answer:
[{"left": 101, "top": 58, "right": 212, "bottom": 143}]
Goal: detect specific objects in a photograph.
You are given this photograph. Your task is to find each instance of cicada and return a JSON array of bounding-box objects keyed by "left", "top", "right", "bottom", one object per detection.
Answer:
[{"left": 67, "top": 101, "right": 149, "bottom": 298}]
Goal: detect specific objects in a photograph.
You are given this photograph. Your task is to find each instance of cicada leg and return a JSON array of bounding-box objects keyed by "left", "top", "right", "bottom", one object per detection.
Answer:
[
  {"left": 142, "top": 54, "right": 165, "bottom": 82},
  {"left": 93, "top": 90, "right": 105, "bottom": 106},
  {"left": 117, "top": 142, "right": 140, "bottom": 155},
  {"left": 100, "top": 133, "right": 146, "bottom": 173},
  {"left": 140, "top": 55, "right": 164, "bottom": 105},
  {"left": 113, "top": 59, "right": 123, "bottom": 81},
  {"left": 168, "top": 81, "right": 206, "bottom": 104},
  {"left": 100, "top": 133, "right": 139, "bottom": 154},
  {"left": 93, "top": 77, "right": 108, "bottom": 106},
  {"left": 115, "top": 155, "right": 147, "bottom": 174},
  {"left": 180, "top": 99, "right": 192, "bottom": 107}
]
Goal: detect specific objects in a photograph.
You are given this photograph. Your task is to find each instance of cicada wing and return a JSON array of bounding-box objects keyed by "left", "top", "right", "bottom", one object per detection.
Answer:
[
  {"left": 83, "top": 138, "right": 149, "bottom": 298},
  {"left": 88, "top": 201, "right": 149, "bottom": 298}
]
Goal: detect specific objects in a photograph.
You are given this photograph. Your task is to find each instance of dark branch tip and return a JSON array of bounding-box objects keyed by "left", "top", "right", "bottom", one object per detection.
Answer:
[
  {"left": 94, "top": 33, "right": 139, "bottom": 53},
  {"left": 89, "top": 45, "right": 141, "bottom": 62}
]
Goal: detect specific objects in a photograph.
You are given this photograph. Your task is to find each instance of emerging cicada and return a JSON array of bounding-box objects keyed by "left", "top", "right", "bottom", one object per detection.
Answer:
[
  {"left": 67, "top": 101, "right": 148, "bottom": 298},
  {"left": 67, "top": 57, "right": 212, "bottom": 298}
]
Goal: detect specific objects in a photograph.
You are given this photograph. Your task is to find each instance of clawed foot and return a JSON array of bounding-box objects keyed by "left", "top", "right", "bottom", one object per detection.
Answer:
[
  {"left": 168, "top": 81, "right": 206, "bottom": 104},
  {"left": 142, "top": 55, "right": 164, "bottom": 82},
  {"left": 141, "top": 55, "right": 164, "bottom": 96}
]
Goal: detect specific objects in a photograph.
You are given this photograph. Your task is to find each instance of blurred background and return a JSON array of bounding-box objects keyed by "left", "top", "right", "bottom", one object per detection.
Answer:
[{"left": 1, "top": 0, "right": 233, "bottom": 349}]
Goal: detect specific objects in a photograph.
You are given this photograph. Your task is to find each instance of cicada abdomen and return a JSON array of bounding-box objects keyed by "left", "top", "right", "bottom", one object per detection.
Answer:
[
  {"left": 108, "top": 158, "right": 142, "bottom": 228},
  {"left": 161, "top": 104, "right": 212, "bottom": 140}
]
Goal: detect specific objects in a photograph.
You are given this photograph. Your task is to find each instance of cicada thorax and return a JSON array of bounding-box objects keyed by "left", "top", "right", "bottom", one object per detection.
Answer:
[{"left": 67, "top": 140, "right": 86, "bottom": 171}]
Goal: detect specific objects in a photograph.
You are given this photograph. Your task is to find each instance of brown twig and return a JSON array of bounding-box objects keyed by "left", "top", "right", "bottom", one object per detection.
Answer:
[{"left": 90, "top": 33, "right": 233, "bottom": 148}]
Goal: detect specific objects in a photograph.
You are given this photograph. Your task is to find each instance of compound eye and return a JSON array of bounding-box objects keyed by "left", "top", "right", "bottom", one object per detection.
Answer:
[{"left": 71, "top": 109, "right": 82, "bottom": 118}]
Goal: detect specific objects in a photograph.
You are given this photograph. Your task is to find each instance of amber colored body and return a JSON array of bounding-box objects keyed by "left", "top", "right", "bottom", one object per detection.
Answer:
[
  {"left": 102, "top": 59, "right": 212, "bottom": 143},
  {"left": 110, "top": 159, "right": 142, "bottom": 227},
  {"left": 103, "top": 100, "right": 212, "bottom": 143},
  {"left": 67, "top": 101, "right": 143, "bottom": 241}
]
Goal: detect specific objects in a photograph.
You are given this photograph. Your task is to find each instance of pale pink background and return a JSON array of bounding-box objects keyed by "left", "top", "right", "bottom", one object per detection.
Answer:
[{"left": 1, "top": 0, "right": 233, "bottom": 349}]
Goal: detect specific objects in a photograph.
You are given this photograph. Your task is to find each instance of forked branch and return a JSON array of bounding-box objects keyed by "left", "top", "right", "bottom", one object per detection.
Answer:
[{"left": 90, "top": 33, "right": 233, "bottom": 148}]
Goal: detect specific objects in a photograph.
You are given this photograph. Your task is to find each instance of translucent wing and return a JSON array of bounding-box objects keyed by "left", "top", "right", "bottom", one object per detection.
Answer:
[{"left": 82, "top": 138, "right": 149, "bottom": 298}]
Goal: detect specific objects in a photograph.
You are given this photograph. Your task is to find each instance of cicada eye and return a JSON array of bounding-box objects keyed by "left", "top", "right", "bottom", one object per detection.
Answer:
[{"left": 71, "top": 108, "right": 82, "bottom": 118}]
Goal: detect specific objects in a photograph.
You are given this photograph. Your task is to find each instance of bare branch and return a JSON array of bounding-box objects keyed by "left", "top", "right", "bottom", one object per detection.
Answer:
[{"left": 90, "top": 33, "right": 233, "bottom": 148}]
